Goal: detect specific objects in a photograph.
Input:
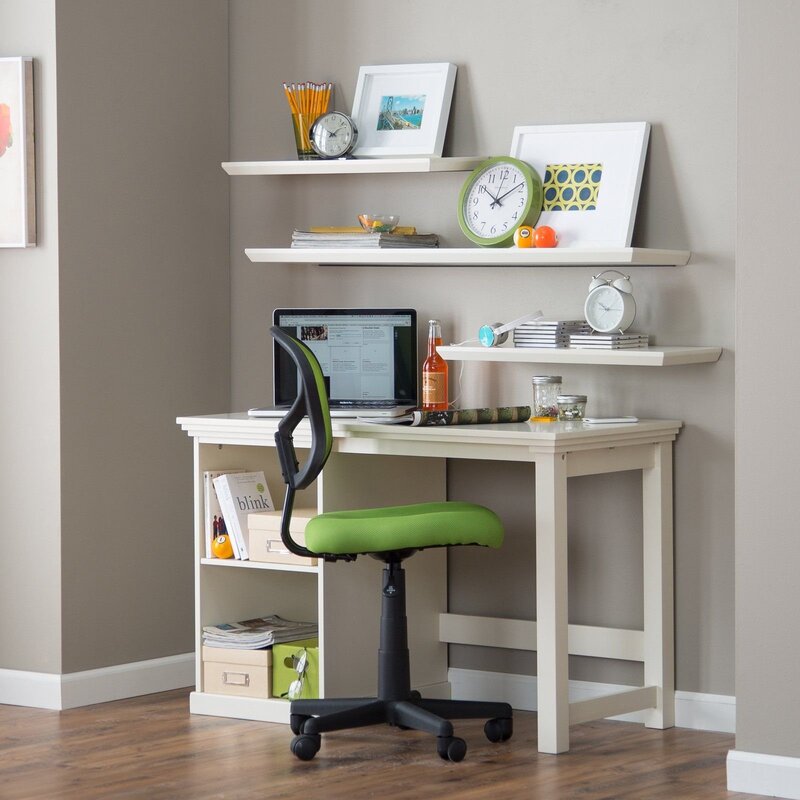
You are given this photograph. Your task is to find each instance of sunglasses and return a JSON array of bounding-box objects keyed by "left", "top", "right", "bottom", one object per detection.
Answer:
[{"left": 281, "top": 649, "right": 309, "bottom": 700}]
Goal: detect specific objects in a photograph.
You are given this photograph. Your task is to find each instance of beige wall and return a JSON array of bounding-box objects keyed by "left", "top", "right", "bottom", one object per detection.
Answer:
[
  {"left": 0, "top": 0, "right": 63, "bottom": 673},
  {"left": 230, "top": 0, "right": 737, "bottom": 694},
  {"left": 0, "top": 0, "right": 228, "bottom": 675},
  {"left": 0, "top": 0, "right": 748, "bottom": 713},
  {"left": 736, "top": 0, "right": 800, "bottom": 758}
]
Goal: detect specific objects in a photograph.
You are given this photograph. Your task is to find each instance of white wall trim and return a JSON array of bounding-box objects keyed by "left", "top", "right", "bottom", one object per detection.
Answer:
[
  {"left": 0, "top": 653, "right": 194, "bottom": 710},
  {"left": 0, "top": 668, "right": 63, "bottom": 710},
  {"left": 448, "top": 667, "right": 735, "bottom": 733},
  {"left": 728, "top": 750, "right": 800, "bottom": 799}
]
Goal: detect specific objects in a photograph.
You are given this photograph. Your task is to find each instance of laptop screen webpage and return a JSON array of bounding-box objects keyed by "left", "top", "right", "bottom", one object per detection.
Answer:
[{"left": 273, "top": 309, "right": 417, "bottom": 407}]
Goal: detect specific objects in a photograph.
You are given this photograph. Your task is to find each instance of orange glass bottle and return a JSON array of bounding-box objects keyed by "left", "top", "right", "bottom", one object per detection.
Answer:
[{"left": 422, "top": 319, "right": 449, "bottom": 411}]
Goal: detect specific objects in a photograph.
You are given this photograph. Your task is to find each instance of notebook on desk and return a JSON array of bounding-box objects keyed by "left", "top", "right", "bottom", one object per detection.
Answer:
[{"left": 248, "top": 308, "right": 418, "bottom": 419}]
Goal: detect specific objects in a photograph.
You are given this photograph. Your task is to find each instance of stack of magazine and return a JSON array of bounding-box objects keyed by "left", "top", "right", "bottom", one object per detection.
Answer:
[
  {"left": 202, "top": 614, "right": 318, "bottom": 650},
  {"left": 291, "top": 229, "right": 439, "bottom": 249},
  {"left": 569, "top": 332, "right": 650, "bottom": 350},
  {"left": 513, "top": 320, "right": 593, "bottom": 348}
]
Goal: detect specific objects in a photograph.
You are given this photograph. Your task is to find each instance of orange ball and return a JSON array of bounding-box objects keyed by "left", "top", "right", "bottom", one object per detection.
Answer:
[
  {"left": 534, "top": 226, "right": 558, "bottom": 248},
  {"left": 513, "top": 225, "right": 535, "bottom": 248},
  {"left": 211, "top": 535, "right": 234, "bottom": 559}
]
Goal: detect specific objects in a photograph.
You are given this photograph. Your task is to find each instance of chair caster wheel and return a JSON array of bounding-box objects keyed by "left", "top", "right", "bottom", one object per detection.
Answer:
[
  {"left": 484, "top": 717, "right": 513, "bottom": 743},
  {"left": 290, "top": 713, "right": 310, "bottom": 735},
  {"left": 409, "top": 690, "right": 422, "bottom": 701},
  {"left": 290, "top": 733, "right": 321, "bottom": 761},
  {"left": 437, "top": 735, "right": 467, "bottom": 762}
]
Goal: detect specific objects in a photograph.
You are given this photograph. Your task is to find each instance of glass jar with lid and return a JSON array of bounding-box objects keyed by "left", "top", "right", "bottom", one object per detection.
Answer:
[
  {"left": 557, "top": 394, "right": 588, "bottom": 421},
  {"left": 531, "top": 375, "right": 562, "bottom": 422}
]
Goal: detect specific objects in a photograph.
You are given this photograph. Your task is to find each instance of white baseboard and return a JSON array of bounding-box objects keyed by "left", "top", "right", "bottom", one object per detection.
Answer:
[
  {"left": 448, "top": 667, "right": 735, "bottom": 733},
  {"left": 728, "top": 750, "right": 800, "bottom": 799},
  {"left": 0, "top": 653, "right": 194, "bottom": 710}
]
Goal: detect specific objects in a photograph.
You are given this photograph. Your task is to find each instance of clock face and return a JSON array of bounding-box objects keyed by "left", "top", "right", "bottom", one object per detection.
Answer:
[
  {"left": 458, "top": 157, "right": 542, "bottom": 247},
  {"left": 584, "top": 285, "right": 636, "bottom": 333},
  {"left": 310, "top": 112, "right": 358, "bottom": 158}
]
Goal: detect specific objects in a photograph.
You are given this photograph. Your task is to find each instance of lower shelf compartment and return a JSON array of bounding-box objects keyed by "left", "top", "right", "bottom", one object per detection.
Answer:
[{"left": 190, "top": 690, "right": 291, "bottom": 724}]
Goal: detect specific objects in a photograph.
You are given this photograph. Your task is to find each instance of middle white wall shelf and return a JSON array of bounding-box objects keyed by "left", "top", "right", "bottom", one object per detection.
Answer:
[{"left": 244, "top": 247, "right": 691, "bottom": 268}]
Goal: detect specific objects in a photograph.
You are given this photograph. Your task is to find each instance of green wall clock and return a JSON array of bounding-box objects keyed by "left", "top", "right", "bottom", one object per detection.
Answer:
[{"left": 457, "top": 156, "right": 543, "bottom": 247}]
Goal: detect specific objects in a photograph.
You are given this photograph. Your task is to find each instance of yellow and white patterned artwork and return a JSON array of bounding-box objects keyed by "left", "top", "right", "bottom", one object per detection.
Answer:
[{"left": 543, "top": 163, "right": 602, "bottom": 211}]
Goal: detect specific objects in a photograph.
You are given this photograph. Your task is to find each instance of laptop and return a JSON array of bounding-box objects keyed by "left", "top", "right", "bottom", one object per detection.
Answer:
[{"left": 248, "top": 308, "right": 418, "bottom": 418}]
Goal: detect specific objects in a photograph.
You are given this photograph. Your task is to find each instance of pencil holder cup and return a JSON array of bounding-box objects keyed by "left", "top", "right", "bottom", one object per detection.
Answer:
[{"left": 291, "top": 113, "right": 317, "bottom": 160}]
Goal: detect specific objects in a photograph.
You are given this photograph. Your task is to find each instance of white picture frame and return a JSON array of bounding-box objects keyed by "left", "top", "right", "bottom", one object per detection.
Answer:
[
  {"left": 351, "top": 62, "right": 456, "bottom": 158},
  {"left": 0, "top": 57, "right": 36, "bottom": 248},
  {"left": 509, "top": 122, "right": 650, "bottom": 247}
]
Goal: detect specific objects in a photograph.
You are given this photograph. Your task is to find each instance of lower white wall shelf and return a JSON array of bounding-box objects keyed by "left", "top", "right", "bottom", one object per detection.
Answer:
[
  {"left": 437, "top": 345, "right": 722, "bottom": 367},
  {"left": 245, "top": 247, "right": 690, "bottom": 267}
]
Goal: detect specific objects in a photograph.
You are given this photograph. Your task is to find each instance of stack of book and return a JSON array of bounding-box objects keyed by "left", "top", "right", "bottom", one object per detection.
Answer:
[
  {"left": 569, "top": 332, "right": 650, "bottom": 349},
  {"left": 202, "top": 615, "right": 318, "bottom": 650},
  {"left": 291, "top": 229, "right": 439, "bottom": 249},
  {"left": 513, "top": 320, "right": 593, "bottom": 348}
]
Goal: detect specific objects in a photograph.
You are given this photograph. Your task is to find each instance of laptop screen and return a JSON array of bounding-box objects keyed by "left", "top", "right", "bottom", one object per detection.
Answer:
[{"left": 273, "top": 308, "right": 418, "bottom": 407}]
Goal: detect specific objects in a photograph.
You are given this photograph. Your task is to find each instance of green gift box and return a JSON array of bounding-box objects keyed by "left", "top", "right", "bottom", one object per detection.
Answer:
[{"left": 271, "top": 638, "right": 319, "bottom": 700}]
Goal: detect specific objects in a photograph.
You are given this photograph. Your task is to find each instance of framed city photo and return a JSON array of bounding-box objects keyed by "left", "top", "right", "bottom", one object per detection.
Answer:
[
  {"left": 509, "top": 122, "right": 650, "bottom": 247},
  {"left": 0, "top": 57, "right": 36, "bottom": 247},
  {"left": 351, "top": 63, "right": 456, "bottom": 158}
]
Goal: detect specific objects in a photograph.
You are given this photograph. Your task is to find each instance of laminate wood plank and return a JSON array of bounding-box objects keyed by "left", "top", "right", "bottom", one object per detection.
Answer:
[{"left": 0, "top": 688, "right": 748, "bottom": 799}]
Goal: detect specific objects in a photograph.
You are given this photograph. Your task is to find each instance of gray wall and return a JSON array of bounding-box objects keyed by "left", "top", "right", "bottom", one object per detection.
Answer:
[
  {"left": 230, "top": 0, "right": 736, "bottom": 694},
  {"left": 736, "top": 0, "right": 800, "bottom": 758},
  {"left": 0, "top": 0, "right": 63, "bottom": 673},
  {"left": 54, "top": 0, "right": 229, "bottom": 671}
]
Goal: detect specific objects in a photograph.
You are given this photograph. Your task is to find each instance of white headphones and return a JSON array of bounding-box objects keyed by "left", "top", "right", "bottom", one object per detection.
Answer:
[
  {"left": 588, "top": 269, "right": 633, "bottom": 294},
  {"left": 478, "top": 311, "right": 543, "bottom": 347}
]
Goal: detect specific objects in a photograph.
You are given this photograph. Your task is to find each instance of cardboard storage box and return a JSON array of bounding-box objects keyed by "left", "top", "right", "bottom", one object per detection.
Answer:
[
  {"left": 248, "top": 508, "right": 318, "bottom": 566},
  {"left": 271, "top": 638, "right": 320, "bottom": 700},
  {"left": 202, "top": 645, "right": 272, "bottom": 698}
]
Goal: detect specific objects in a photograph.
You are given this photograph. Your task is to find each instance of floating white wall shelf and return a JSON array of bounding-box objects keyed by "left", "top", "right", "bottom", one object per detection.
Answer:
[
  {"left": 436, "top": 345, "right": 722, "bottom": 367},
  {"left": 244, "top": 247, "right": 691, "bottom": 267}
]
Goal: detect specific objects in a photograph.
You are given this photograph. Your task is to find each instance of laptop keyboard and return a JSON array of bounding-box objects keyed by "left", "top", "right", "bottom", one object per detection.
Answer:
[{"left": 334, "top": 400, "right": 399, "bottom": 409}]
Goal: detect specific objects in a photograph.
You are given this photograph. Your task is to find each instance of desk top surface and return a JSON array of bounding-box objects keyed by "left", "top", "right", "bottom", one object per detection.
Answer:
[{"left": 177, "top": 413, "right": 682, "bottom": 453}]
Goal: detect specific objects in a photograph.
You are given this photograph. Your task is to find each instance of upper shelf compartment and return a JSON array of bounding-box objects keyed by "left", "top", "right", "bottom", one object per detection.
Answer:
[
  {"left": 244, "top": 247, "right": 691, "bottom": 267},
  {"left": 221, "top": 157, "right": 485, "bottom": 176}
]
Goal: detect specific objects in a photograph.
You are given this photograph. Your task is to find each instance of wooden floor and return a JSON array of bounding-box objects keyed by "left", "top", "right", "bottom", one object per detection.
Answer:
[{"left": 0, "top": 688, "right": 753, "bottom": 799}]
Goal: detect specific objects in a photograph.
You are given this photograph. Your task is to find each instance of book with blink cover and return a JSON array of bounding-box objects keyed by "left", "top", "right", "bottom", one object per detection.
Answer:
[{"left": 213, "top": 471, "right": 276, "bottom": 560}]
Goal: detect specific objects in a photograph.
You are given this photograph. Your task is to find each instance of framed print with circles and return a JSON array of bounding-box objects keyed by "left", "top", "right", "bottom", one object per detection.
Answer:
[{"left": 509, "top": 122, "right": 650, "bottom": 247}]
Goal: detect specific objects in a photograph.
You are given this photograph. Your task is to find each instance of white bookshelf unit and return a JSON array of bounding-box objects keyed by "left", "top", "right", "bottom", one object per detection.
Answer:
[
  {"left": 436, "top": 344, "right": 722, "bottom": 367},
  {"left": 180, "top": 416, "right": 449, "bottom": 725}
]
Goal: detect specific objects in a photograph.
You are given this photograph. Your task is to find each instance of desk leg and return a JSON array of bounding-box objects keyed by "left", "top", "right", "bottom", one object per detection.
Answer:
[
  {"left": 535, "top": 453, "right": 570, "bottom": 753},
  {"left": 642, "top": 441, "right": 675, "bottom": 729}
]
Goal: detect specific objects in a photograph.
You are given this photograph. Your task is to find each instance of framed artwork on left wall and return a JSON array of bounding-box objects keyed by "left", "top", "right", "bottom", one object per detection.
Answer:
[{"left": 0, "top": 57, "right": 36, "bottom": 248}]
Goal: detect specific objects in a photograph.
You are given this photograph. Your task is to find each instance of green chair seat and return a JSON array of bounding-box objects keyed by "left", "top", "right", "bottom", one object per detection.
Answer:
[{"left": 305, "top": 501, "right": 504, "bottom": 555}]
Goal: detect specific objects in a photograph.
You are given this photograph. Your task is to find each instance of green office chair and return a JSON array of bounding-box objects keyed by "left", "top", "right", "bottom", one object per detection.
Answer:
[{"left": 271, "top": 326, "right": 512, "bottom": 762}]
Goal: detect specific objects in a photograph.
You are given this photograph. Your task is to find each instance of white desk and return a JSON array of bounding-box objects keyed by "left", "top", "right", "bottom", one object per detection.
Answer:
[{"left": 178, "top": 414, "right": 680, "bottom": 753}]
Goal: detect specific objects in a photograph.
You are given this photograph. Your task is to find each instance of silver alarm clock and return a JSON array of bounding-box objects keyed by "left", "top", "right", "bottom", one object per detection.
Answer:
[{"left": 309, "top": 111, "right": 359, "bottom": 159}]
